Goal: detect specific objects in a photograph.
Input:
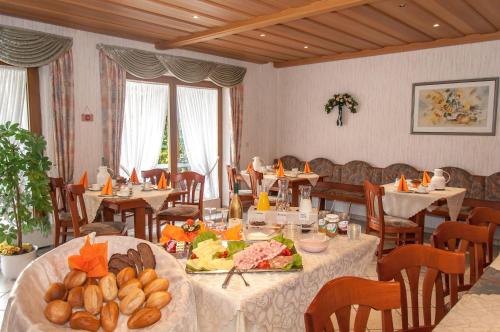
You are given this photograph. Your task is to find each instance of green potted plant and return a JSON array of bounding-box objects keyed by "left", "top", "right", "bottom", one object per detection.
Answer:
[{"left": 0, "top": 122, "right": 52, "bottom": 279}]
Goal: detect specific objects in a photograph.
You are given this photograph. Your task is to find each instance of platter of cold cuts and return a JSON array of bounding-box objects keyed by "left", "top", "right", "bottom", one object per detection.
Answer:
[{"left": 186, "top": 231, "right": 303, "bottom": 273}]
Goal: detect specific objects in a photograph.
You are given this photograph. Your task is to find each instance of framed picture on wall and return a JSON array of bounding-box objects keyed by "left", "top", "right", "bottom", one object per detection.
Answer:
[{"left": 411, "top": 77, "right": 498, "bottom": 135}]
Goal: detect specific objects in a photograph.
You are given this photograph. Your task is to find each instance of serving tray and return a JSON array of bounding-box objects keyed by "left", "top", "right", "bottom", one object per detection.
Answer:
[{"left": 185, "top": 240, "right": 303, "bottom": 274}]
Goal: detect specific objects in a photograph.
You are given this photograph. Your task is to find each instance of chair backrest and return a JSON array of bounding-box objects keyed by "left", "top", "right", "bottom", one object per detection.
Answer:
[
  {"left": 66, "top": 184, "right": 89, "bottom": 238},
  {"left": 173, "top": 171, "right": 205, "bottom": 207},
  {"left": 432, "top": 222, "right": 489, "bottom": 289},
  {"left": 377, "top": 244, "right": 466, "bottom": 331},
  {"left": 141, "top": 168, "right": 170, "bottom": 186},
  {"left": 467, "top": 207, "right": 500, "bottom": 265},
  {"left": 248, "top": 167, "right": 263, "bottom": 199},
  {"left": 49, "top": 177, "right": 67, "bottom": 214},
  {"left": 305, "top": 276, "right": 400, "bottom": 332},
  {"left": 226, "top": 165, "right": 236, "bottom": 192},
  {"left": 363, "top": 180, "right": 386, "bottom": 229}
]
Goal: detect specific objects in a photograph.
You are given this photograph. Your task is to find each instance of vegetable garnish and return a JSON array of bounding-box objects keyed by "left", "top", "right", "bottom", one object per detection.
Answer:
[
  {"left": 192, "top": 231, "right": 218, "bottom": 249},
  {"left": 272, "top": 234, "right": 294, "bottom": 249},
  {"left": 284, "top": 254, "right": 303, "bottom": 270},
  {"left": 226, "top": 241, "right": 248, "bottom": 258}
]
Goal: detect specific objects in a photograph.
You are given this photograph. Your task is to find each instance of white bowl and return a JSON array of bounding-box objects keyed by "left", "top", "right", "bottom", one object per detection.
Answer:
[{"left": 298, "top": 233, "right": 330, "bottom": 253}]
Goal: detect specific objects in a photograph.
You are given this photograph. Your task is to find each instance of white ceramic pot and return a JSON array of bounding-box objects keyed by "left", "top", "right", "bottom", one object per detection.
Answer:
[{"left": 1, "top": 246, "right": 38, "bottom": 280}]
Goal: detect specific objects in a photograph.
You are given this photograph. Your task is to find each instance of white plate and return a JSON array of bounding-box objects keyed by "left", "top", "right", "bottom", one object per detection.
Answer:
[{"left": 87, "top": 187, "right": 101, "bottom": 191}]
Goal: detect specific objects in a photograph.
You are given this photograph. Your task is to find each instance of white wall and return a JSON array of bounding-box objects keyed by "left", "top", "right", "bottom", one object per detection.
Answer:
[
  {"left": 0, "top": 14, "right": 278, "bottom": 184},
  {"left": 276, "top": 40, "right": 500, "bottom": 176}
]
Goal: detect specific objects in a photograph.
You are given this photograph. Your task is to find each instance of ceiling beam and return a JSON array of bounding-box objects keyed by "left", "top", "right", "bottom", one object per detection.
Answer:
[
  {"left": 155, "top": 0, "right": 377, "bottom": 49},
  {"left": 273, "top": 30, "right": 500, "bottom": 68}
]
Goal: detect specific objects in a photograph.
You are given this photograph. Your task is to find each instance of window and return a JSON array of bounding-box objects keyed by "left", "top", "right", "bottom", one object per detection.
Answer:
[
  {"left": 121, "top": 74, "right": 222, "bottom": 199},
  {"left": 0, "top": 64, "right": 41, "bottom": 134}
]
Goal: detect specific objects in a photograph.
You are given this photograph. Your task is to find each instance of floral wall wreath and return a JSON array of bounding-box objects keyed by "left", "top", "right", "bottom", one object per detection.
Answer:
[{"left": 324, "top": 93, "right": 358, "bottom": 126}]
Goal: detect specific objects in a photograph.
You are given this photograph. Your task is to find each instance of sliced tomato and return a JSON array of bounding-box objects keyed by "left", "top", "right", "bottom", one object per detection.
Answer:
[
  {"left": 191, "top": 253, "right": 198, "bottom": 259},
  {"left": 280, "top": 248, "right": 292, "bottom": 256},
  {"left": 256, "top": 260, "right": 271, "bottom": 269},
  {"left": 216, "top": 251, "right": 228, "bottom": 258}
]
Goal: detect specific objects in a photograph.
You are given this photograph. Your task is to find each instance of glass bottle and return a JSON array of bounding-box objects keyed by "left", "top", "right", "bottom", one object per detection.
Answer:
[
  {"left": 276, "top": 179, "right": 290, "bottom": 212},
  {"left": 257, "top": 183, "right": 271, "bottom": 211},
  {"left": 229, "top": 183, "right": 243, "bottom": 219},
  {"left": 298, "top": 185, "right": 312, "bottom": 213}
]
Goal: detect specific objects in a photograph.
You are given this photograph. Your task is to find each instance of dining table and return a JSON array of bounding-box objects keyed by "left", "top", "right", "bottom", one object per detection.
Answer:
[
  {"left": 83, "top": 186, "right": 186, "bottom": 240},
  {"left": 381, "top": 184, "right": 466, "bottom": 241},
  {"left": 239, "top": 170, "right": 325, "bottom": 207},
  {"left": 180, "top": 233, "right": 378, "bottom": 332},
  {"left": 434, "top": 252, "right": 500, "bottom": 331}
]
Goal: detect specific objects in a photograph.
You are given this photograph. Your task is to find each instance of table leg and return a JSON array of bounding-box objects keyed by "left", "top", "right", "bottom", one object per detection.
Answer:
[
  {"left": 413, "top": 211, "right": 426, "bottom": 244},
  {"left": 134, "top": 206, "right": 146, "bottom": 240},
  {"left": 103, "top": 207, "right": 114, "bottom": 222},
  {"left": 291, "top": 182, "right": 300, "bottom": 207}
]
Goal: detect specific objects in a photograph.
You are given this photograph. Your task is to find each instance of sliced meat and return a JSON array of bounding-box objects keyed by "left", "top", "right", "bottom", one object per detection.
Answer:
[
  {"left": 233, "top": 240, "right": 286, "bottom": 270},
  {"left": 269, "top": 256, "right": 293, "bottom": 269},
  {"left": 137, "top": 243, "right": 156, "bottom": 269},
  {"left": 128, "top": 249, "right": 143, "bottom": 274}
]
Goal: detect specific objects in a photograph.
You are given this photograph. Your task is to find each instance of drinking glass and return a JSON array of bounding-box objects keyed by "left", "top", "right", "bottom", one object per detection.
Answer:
[
  {"left": 347, "top": 224, "right": 361, "bottom": 240},
  {"left": 283, "top": 223, "right": 301, "bottom": 242},
  {"left": 204, "top": 207, "right": 215, "bottom": 228}
]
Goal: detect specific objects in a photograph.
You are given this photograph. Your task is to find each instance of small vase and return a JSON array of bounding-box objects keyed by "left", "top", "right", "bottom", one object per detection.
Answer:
[
  {"left": 1, "top": 246, "right": 38, "bottom": 280},
  {"left": 337, "top": 106, "right": 343, "bottom": 126}
]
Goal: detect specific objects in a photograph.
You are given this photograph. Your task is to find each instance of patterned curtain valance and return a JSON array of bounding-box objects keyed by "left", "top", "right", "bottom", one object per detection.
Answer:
[
  {"left": 0, "top": 25, "right": 73, "bottom": 68},
  {"left": 97, "top": 44, "right": 246, "bottom": 88}
]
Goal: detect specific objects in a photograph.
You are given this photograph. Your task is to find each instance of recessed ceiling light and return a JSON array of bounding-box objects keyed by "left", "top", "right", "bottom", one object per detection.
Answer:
[
  {"left": 193, "top": 15, "right": 199, "bottom": 19},
  {"left": 433, "top": 23, "right": 440, "bottom": 27},
  {"left": 259, "top": 33, "right": 266, "bottom": 37},
  {"left": 303, "top": 45, "right": 309, "bottom": 49},
  {"left": 399, "top": 3, "right": 406, "bottom": 7}
]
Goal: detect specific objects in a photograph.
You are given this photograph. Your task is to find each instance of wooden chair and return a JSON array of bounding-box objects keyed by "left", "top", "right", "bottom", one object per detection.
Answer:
[
  {"left": 49, "top": 177, "right": 73, "bottom": 247},
  {"left": 305, "top": 276, "right": 401, "bottom": 332},
  {"left": 121, "top": 169, "right": 170, "bottom": 241},
  {"left": 364, "top": 180, "right": 422, "bottom": 259},
  {"left": 141, "top": 168, "right": 170, "bottom": 186},
  {"left": 156, "top": 171, "right": 204, "bottom": 241},
  {"left": 466, "top": 207, "right": 500, "bottom": 266},
  {"left": 432, "top": 222, "right": 488, "bottom": 294},
  {"left": 226, "top": 165, "right": 253, "bottom": 207},
  {"left": 377, "top": 244, "right": 466, "bottom": 331},
  {"left": 66, "top": 184, "right": 127, "bottom": 237}
]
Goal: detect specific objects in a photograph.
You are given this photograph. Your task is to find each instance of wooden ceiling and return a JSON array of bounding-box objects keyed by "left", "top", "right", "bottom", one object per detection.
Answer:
[{"left": 1, "top": 0, "right": 500, "bottom": 67}]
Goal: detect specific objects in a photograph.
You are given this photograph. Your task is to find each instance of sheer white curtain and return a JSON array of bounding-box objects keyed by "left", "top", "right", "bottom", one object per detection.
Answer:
[
  {"left": 120, "top": 80, "right": 168, "bottom": 176},
  {"left": 0, "top": 66, "right": 28, "bottom": 129},
  {"left": 177, "top": 86, "right": 219, "bottom": 199}
]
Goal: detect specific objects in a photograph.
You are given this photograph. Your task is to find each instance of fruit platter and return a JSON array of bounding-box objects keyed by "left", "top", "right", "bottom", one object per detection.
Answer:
[
  {"left": 2, "top": 235, "right": 195, "bottom": 332},
  {"left": 186, "top": 232, "right": 303, "bottom": 273}
]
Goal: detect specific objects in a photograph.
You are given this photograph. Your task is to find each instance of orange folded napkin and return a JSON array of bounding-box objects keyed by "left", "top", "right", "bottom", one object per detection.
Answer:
[
  {"left": 78, "top": 171, "right": 88, "bottom": 188},
  {"left": 159, "top": 222, "right": 242, "bottom": 244},
  {"left": 277, "top": 160, "right": 285, "bottom": 177},
  {"left": 101, "top": 176, "right": 113, "bottom": 195},
  {"left": 246, "top": 162, "right": 253, "bottom": 173},
  {"left": 422, "top": 171, "right": 431, "bottom": 186},
  {"left": 304, "top": 161, "right": 311, "bottom": 174},
  {"left": 157, "top": 172, "right": 167, "bottom": 189},
  {"left": 130, "top": 168, "right": 140, "bottom": 184},
  {"left": 68, "top": 236, "right": 108, "bottom": 278},
  {"left": 397, "top": 175, "right": 409, "bottom": 192}
]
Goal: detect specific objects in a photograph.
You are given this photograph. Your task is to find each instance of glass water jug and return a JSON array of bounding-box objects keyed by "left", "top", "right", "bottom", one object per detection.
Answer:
[
  {"left": 299, "top": 185, "right": 312, "bottom": 213},
  {"left": 276, "top": 179, "right": 290, "bottom": 212},
  {"left": 257, "top": 183, "right": 271, "bottom": 211}
]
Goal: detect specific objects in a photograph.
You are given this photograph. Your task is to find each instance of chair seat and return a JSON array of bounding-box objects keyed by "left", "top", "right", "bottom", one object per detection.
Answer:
[
  {"left": 383, "top": 215, "right": 418, "bottom": 228},
  {"left": 157, "top": 205, "right": 199, "bottom": 218},
  {"left": 80, "top": 222, "right": 127, "bottom": 236}
]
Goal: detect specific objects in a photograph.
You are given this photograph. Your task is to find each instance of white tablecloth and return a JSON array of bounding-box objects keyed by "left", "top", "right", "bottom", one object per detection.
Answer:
[
  {"left": 83, "top": 186, "right": 174, "bottom": 220},
  {"left": 240, "top": 171, "right": 320, "bottom": 190},
  {"left": 434, "top": 253, "right": 500, "bottom": 331},
  {"left": 1, "top": 235, "right": 197, "bottom": 332},
  {"left": 382, "top": 185, "right": 466, "bottom": 220},
  {"left": 183, "top": 234, "right": 378, "bottom": 332}
]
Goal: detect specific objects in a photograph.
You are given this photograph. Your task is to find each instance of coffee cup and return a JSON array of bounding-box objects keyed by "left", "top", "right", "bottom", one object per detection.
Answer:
[
  {"left": 143, "top": 182, "right": 152, "bottom": 190},
  {"left": 91, "top": 183, "right": 100, "bottom": 190}
]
